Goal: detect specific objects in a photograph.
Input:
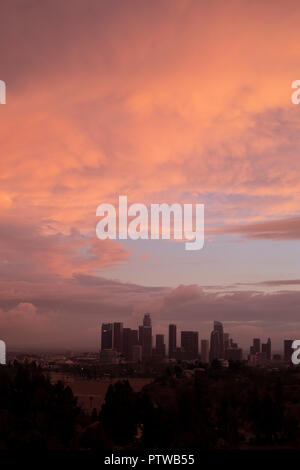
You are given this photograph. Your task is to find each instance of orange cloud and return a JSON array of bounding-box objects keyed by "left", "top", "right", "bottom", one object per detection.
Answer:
[
  {"left": 1, "top": 1, "right": 300, "bottom": 348},
  {"left": 1, "top": 0, "right": 300, "bottom": 235}
]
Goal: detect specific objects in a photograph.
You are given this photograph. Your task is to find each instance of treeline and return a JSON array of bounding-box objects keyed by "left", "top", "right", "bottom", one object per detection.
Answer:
[
  {"left": 97, "top": 366, "right": 300, "bottom": 449},
  {"left": 0, "top": 362, "right": 299, "bottom": 449}
]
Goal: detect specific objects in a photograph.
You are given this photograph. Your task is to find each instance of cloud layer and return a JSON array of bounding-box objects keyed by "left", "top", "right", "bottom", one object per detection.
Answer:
[{"left": 0, "top": 1, "right": 300, "bottom": 348}]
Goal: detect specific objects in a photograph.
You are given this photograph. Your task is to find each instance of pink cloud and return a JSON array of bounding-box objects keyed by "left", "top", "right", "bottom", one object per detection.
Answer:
[{"left": 0, "top": 1, "right": 300, "bottom": 350}]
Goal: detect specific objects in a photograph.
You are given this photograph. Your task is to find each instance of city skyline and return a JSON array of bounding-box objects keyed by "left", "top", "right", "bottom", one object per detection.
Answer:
[
  {"left": 100, "top": 315, "right": 294, "bottom": 360},
  {"left": 1, "top": 307, "right": 296, "bottom": 352}
]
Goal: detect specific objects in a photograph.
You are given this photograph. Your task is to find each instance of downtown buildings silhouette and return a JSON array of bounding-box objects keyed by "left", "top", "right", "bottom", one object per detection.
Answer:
[{"left": 100, "top": 314, "right": 295, "bottom": 366}]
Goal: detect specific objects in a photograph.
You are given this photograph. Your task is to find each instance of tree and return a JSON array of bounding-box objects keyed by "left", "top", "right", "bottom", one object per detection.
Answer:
[{"left": 100, "top": 380, "right": 138, "bottom": 445}]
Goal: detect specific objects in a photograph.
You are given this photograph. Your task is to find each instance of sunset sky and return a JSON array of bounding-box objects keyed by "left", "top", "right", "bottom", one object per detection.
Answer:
[{"left": 1, "top": 0, "right": 300, "bottom": 350}]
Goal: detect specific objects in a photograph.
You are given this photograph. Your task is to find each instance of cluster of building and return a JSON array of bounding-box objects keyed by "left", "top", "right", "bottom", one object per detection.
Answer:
[
  {"left": 248, "top": 337, "right": 271, "bottom": 365},
  {"left": 101, "top": 316, "right": 242, "bottom": 364},
  {"left": 248, "top": 337, "right": 295, "bottom": 365},
  {"left": 100, "top": 314, "right": 296, "bottom": 366}
]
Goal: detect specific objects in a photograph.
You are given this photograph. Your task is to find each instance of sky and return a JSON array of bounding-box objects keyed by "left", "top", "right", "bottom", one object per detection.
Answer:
[{"left": 0, "top": 0, "right": 300, "bottom": 350}]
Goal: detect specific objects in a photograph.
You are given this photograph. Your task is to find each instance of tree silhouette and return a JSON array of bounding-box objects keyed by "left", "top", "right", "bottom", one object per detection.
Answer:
[
  {"left": 0, "top": 362, "right": 80, "bottom": 449},
  {"left": 99, "top": 380, "right": 138, "bottom": 445}
]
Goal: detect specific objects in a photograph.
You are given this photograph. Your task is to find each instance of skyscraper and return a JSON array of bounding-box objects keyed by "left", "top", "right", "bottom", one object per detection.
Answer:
[
  {"left": 169, "top": 324, "right": 177, "bottom": 358},
  {"left": 210, "top": 330, "right": 219, "bottom": 361},
  {"left": 214, "top": 321, "right": 224, "bottom": 354},
  {"left": 181, "top": 331, "right": 199, "bottom": 360},
  {"left": 131, "top": 329, "right": 139, "bottom": 346},
  {"left": 101, "top": 323, "right": 113, "bottom": 350},
  {"left": 113, "top": 322, "right": 123, "bottom": 352},
  {"left": 122, "top": 328, "right": 132, "bottom": 360},
  {"left": 284, "top": 339, "right": 294, "bottom": 362},
  {"left": 143, "top": 313, "right": 151, "bottom": 327},
  {"left": 253, "top": 338, "right": 261, "bottom": 354},
  {"left": 266, "top": 338, "right": 271, "bottom": 360},
  {"left": 201, "top": 339, "right": 209, "bottom": 363},
  {"left": 262, "top": 338, "right": 271, "bottom": 360},
  {"left": 139, "top": 313, "right": 152, "bottom": 361},
  {"left": 155, "top": 334, "right": 166, "bottom": 359},
  {"left": 209, "top": 321, "right": 224, "bottom": 361},
  {"left": 122, "top": 328, "right": 138, "bottom": 361}
]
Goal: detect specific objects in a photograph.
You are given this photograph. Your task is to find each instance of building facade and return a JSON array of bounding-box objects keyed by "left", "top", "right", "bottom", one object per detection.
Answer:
[
  {"left": 101, "top": 323, "right": 113, "bottom": 350},
  {"left": 168, "top": 324, "right": 177, "bottom": 358},
  {"left": 181, "top": 331, "right": 199, "bottom": 360}
]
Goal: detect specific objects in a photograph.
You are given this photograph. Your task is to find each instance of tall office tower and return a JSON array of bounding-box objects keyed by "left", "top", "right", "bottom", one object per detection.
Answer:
[
  {"left": 169, "top": 324, "right": 177, "bottom": 358},
  {"left": 266, "top": 338, "right": 271, "bottom": 360},
  {"left": 113, "top": 322, "right": 123, "bottom": 352},
  {"left": 131, "top": 329, "right": 139, "bottom": 346},
  {"left": 209, "top": 321, "right": 224, "bottom": 361},
  {"left": 101, "top": 323, "right": 113, "bottom": 350},
  {"left": 181, "top": 331, "right": 199, "bottom": 360},
  {"left": 122, "top": 328, "right": 139, "bottom": 361},
  {"left": 155, "top": 334, "right": 166, "bottom": 359},
  {"left": 138, "top": 325, "right": 143, "bottom": 343},
  {"left": 214, "top": 321, "right": 224, "bottom": 356},
  {"left": 201, "top": 339, "right": 209, "bottom": 363},
  {"left": 253, "top": 338, "right": 261, "bottom": 354},
  {"left": 284, "top": 339, "right": 294, "bottom": 362},
  {"left": 122, "top": 328, "right": 132, "bottom": 360},
  {"left": 139, "top": 313, "right": 152, "bottom": 361},
  {"left": 209, "top": 330, "right": 220, "bottom": 361}
]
